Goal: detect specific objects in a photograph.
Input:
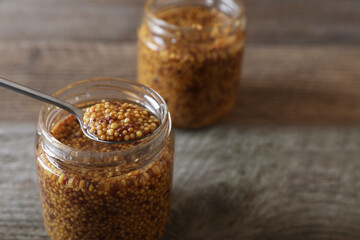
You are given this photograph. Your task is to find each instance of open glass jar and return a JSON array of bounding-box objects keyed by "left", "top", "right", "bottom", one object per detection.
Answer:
[
  {"left": 34, "top": 78, "right": 174, "bottom": 240},
  {"left": 138, "top": 0, "right": 246, "bottom": 128}
]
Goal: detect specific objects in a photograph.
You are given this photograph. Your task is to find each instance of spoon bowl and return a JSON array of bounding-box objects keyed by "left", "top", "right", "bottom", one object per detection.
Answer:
[{"left": 0, "top": 77, "right": 148, "bottom": 144}]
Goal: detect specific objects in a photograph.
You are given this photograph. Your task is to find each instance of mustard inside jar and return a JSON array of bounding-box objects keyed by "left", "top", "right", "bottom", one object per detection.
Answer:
[
  {"left": 138, "top": 0, "right": 246, "bottom": 128},
  {"left": 35, "top": 78, "right": 174, "bottom": 240}
]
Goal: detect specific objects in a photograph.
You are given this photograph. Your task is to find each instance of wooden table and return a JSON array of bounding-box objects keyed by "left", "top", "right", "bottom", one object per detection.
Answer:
[{"left": 1, "top": 0, "right": 360, "bottom": 239}]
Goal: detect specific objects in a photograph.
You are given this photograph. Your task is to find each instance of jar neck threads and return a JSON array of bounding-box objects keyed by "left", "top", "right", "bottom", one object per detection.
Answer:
[
  {"left": 37, "top": 78, "right": 172, "bottom": 170},
  {"left": 142, "top": 0, "right": 246, "bottom": 45}
]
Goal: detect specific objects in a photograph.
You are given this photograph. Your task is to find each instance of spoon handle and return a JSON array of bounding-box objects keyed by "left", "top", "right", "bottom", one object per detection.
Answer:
[{"left": 0, "top": 77, "right": 84, "bottom": 120}]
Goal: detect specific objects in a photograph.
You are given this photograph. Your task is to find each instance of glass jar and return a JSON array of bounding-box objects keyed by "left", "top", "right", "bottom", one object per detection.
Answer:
[
  {"left": 34, "top": 78, "right": 174, "bottom": 240},
  {"left": 138, "top": 0, "right": 246, "bottom": 128}
]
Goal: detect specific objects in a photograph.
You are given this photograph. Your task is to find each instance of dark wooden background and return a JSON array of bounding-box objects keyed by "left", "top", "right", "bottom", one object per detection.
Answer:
[
  {"left": 0, "top": 0, "right": 359, "bottom": 43},
  {"left": 1, "top": 0, "right": 360, "bottom": 239},
  {"left": 0, "top": 0, "right": 359, "bottom": 124}
]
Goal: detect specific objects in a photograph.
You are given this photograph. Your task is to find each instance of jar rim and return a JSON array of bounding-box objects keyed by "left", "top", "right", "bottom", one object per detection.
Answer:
[
  {"left": 144, "top": 0, "right": 246, "bottom": 33},
  {"left": 37, "top": 78, "right": 172, "bottom": 167}
]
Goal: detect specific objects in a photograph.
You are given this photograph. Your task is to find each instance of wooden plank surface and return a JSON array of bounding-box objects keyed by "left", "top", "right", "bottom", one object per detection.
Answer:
[
  {"left": 0, "top": 41, "right": 359, "bottom": 124},
  {"left": 3, "top": 123, "right": 360, "bottom": 240},
  {"left": 0, "top": 40, "right": 360, "bottom": 239},
  {"left": 0, "top": 1, "right": 360, "bottom": 239},
  {"left": 0, "top": 0, "right": 358, "bottom": 43}
]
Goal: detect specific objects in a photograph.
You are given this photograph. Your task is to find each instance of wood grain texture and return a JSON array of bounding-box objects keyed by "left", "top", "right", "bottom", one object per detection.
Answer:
[
  {"left": 0, "top": 0, "right": 358, "bottom": 43},
  {"left": 0, "top": 41, "right": 359, "bottom": 125},
  {"left": 0, "top": 1, "right": 359, "bottom": 239},
  {"left": 3, "top": 124, "right": 360, "bottom": 239}
]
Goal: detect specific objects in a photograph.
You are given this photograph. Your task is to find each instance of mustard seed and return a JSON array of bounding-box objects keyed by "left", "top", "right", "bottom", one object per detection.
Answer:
[{"left": 136, "top": 131, "right": 143, "bottom": 138}]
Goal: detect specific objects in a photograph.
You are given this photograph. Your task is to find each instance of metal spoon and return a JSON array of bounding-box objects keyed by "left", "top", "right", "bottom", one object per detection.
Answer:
[{"left": 0, "top": 77, "right": 147, "bottom": 144}]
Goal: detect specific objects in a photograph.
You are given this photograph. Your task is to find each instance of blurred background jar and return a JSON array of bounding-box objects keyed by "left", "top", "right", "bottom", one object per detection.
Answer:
[
  {"left": 34, "top": 78, "right": 174, "bottom": 240},
  {"left": 138, "top": 0, "right": 246, "bottom": 128}
]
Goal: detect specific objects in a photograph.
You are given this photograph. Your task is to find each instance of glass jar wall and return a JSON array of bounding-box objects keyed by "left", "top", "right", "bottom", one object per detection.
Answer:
[
  {"left": 138, "top": 0, "right": 246, "bottom": 128},
  {"left": 34, "top": 78, "right": 174, "bottom": 240}
]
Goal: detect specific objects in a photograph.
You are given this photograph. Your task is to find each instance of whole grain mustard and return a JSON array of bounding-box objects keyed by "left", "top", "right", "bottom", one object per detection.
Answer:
[
  {"left": 35, "top": 78, "right": 174, "bottom": 240},
  {"left": 138, "top": 1, "right": 246, "bottom": 128},
  {"left": 37, "top": 113, "right": 173, "bottom": 240},
  {"left": 83, "top": 102, "right": 160, "bottom": 142}
]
